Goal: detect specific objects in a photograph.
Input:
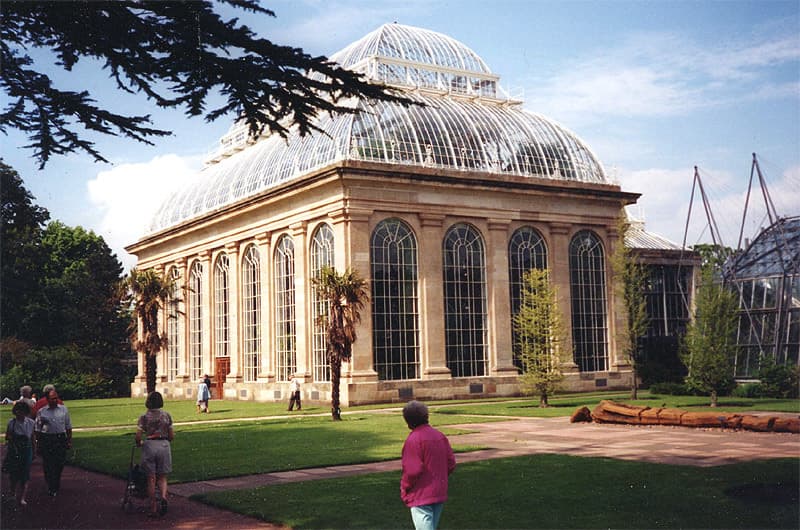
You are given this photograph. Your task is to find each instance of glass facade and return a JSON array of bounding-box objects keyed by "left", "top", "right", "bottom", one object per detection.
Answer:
[
  {"left": 166, "top": 266, "right": 181, "bottom": 381},
  {"left": 274, "top": 235, "right": 296, "bottom": 382},
  {"left": 242, "top": 245, "right": 261, "bottom": 383},
  {"left": 371, "top": 219, "right": 420, "bottom": 380},
  {"left": 189, "top": 261, "right": 203, "bottom": 380},
  {"left": 310, "top": 224, "right": 335, "bottom": 382},
  {"left": 508, "top": 227, "right": 548, "bottom": 369},
  {"left": 213, "top": 253, "right": 230, "bottom": 357},
  {"left": 443, "top": 223, "right": 487, "bottom": 377},
  {"left": 569, "top": 231, "right": 608, "bottom": 372}
]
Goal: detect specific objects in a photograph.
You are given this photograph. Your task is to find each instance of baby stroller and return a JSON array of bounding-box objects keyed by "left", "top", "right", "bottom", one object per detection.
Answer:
[{"left": 121, "top": 445, "right": 148, "bottom": 513}]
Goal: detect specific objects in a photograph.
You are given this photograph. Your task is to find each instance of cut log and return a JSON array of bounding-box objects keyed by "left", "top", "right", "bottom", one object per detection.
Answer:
[
  {"left": 739, "top": 415, "right": 776, "bottom": 432},
  {"left": 570, "top": 406, "right": 593, "bottom": 423},
  {"left": 772, "top": 417, "right": 800, "bottom": 434}
]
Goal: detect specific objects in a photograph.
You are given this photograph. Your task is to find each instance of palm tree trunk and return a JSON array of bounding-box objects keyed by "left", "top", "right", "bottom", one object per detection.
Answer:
[
  {"left": 330, "top": 354, "right": 342, "bottom": 421},
  {"left": 146, "top": 353, "right": 156, "bottom": 394}
]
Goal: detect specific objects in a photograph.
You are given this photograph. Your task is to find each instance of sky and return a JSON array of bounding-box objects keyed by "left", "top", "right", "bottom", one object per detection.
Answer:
[{"left": 3, "top": 0, "right": 799, "bottom": 271}]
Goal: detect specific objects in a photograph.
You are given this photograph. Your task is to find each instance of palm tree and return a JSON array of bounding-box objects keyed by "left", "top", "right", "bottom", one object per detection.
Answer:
[
  {"left": 120, "top": 268, "right": 176, "bottom": 394},
  {"left": 311, "top": 266, "right": 368, "bottom": 420}
]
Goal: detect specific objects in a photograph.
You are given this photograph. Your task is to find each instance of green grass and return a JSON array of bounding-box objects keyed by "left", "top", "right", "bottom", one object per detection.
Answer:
[
  {"left": 198, "top": 455, "right": 800, "bottom": 529},
  {"left": 68, "top": 412, "right": 487, "bottom": 482}
]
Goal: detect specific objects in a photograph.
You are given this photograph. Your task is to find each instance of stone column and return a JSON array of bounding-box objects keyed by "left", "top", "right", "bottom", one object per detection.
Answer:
[
  {"left": 290, "top": 222, "right": 310, "bottom": 379},
  {"left": 225, "top": 242, "right": 242, "bottom": 383},
  {"left": 417, "top": 213, "right": 450, "bottom": 378},
  {"left": 605, "top": 227, "right": 627, "bottom": 371},
  {"left": 255, "top": 232, "right": 273, "bottom": 381},
  {"left": 154, "top": 264, "right": 167, "bottom": 383},
  {"left": 548, "top": 222, "right": 578, "bottom": 372},
  {"left": 174, "top": 258, "right": 189, "bottom": 383},
  {"left": 486, "top": 219, "right": 517, "bottom": 375}
]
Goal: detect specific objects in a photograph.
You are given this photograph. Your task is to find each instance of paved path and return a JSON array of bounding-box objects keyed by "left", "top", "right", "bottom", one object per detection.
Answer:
[{"left": 2, "top": 413, "right": 798, "bottom": 529}]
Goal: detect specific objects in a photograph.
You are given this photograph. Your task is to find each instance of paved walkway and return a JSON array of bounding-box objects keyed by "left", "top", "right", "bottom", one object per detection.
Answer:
[{"left": 2, "top": 413, "right": 798, "bottom": 529}]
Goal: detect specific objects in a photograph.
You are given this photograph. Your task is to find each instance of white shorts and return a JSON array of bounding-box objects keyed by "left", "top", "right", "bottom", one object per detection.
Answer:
[{"left": 141, "top": 439, "right": 172, "bottom": 475}]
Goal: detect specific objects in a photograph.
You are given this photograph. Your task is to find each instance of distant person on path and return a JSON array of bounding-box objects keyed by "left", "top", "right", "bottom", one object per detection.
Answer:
[
  {"left": 32, "top": 384, "right": 62, "bottom": 416},
  {"left": 400, "top": 400, "right": 456, "bottom": 530},
  {"left": 287, "top": 375, "right": 302, "bottom": 411},
  {"left": 203, "top": 374, "right": 213, "bottom": 400},
  {"left": 136, "top": 391, "right": 174, "bottom": 517},
  {"left": 5, "top": 401, "right": 36, "bottom": 506},
  {"left": 196, "top": 379, "right": 210, "bottom": 413},
  {"left": 34, "top": 390, "right": 72, "bottom": 497}
]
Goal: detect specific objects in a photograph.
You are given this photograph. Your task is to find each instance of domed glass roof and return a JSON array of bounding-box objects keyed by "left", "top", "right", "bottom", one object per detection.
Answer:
[{"left": 147, "top": 24, "right": 608, "bottom": 234}]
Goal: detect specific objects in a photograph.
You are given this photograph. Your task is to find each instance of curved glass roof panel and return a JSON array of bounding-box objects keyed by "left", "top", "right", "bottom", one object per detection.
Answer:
[
  {"left": 331, "top": 23, "right": 492, "bottom": 76},
  {"left": 149, "top": 92, "right": 607, "bottom": 233},
  {"left": 725, "top": 216, "right": 800, "bottom": 278}
]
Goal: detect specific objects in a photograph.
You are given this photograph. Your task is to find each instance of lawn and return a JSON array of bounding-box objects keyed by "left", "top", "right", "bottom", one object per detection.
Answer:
[{"left": 198, "top": 455, "right": 800, "bottom": 529}]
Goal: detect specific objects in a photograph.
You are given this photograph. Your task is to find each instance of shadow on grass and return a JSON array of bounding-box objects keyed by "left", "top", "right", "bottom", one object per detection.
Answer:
[{"left": 725, "top": 481, "right": 800, "bottom": 503}]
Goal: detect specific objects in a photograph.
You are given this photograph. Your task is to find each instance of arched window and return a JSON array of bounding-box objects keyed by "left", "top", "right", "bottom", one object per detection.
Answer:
[
  {"left": 274, "top": 235, "right": 296, "bottom": 382},
  {"left": 213, "top": 253, "right": 230, "bottom": 357},
  {"left": 443, "top": 223, "right": 487, "bottom": 377},
  {"left": 371, "top": 218, "right": 420, "bottom": 380},
  {"left": 509, "top": 227, "right": 548, "bottom": 369},
  {"left": 310, "top": 224, "right": 335, "bottom": 382},
  {"left": 189, "top": 261, "right": 204, "bottom": 380},
  {"left": 242, "top": 245, "right": 261, "bottom": 383},
  {"left": 569, "top": 230, "right": 608, "bottom": 371},
  {"left": 166, "top": 266, "right": 182, "bottom": 381}
]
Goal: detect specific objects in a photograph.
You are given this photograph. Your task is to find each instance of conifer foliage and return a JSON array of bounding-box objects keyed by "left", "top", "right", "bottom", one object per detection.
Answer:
[
  {"left": 1, "top": 1, "right": 404, "bottom": 168},
  {"left": 513, "top": 268, "right": 567, "bottom": 407}
]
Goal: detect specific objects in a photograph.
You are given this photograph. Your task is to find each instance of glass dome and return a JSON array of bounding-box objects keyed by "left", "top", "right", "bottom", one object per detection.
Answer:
[{"left": 148, "top": 24, "right": 609, "bottom": 234}]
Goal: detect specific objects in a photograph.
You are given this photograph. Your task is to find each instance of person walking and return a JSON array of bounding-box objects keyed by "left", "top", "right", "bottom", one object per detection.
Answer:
[
  {"left": 287, "top": 375, "right": 302, "bottom": 411},
  {"left": 4, "top": 401, "right": 36, "bottom": 506},
  {"left": 196, "top": 379, "right": 210, "bottom": 413},
  {"left": 400, "top": 400, "right": 456, "bottom": 530},
  {"left": 16, "top": 386, "right": 36, "bottom": 417},
  {"left": 32, "top": 384, "right": 61, "bottom": 416},
  {"left": 135, "top": 391, "right": 174, "bottom": 517},
  {"left": 34, "top": 390, "right": 72, "bottom": 497}
]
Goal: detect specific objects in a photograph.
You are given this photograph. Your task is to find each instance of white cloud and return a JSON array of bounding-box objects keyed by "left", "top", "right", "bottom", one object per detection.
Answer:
[
  {"left": 87, "top": 154, "right": 202, "bottom": 272},
  {"left": 527, "top": 29, "right": 799, "bottom": 127}
]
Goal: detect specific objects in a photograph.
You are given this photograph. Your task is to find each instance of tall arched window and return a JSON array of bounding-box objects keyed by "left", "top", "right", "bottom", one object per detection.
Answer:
[
  {"left": 371, "top": 218, "right": 420, "bottom": 380},
  {"left": 443, "top": 223, "right": 487, "bottom": 377},
  {"left": 213, "top": 253, "right": 230, "bottom": 357},
  {"left": 569, "top": 230, "right": 608, "bottom": 371},
  {"left": 310, "top": 224, "right": 334, "bottom": 382},
  {"left": 241, "top": 245, "right": 261, "bottom": 383},
  {"left": 166, "top": 266, "right": 182, "bottom": 381},
  {"left": 509, "top": 226, "right": 548, "bottom": 369},
  {"left": 189, "top": 261, "right": 204, "bottom": 380},
  {"left": 274, "top": 235, "right": 296, "bottom": 382}
]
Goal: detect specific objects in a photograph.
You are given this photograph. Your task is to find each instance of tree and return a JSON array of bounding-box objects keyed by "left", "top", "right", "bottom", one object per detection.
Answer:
[
  {"left": 1, "top": 0, "right": 408, "bottom": 168},
  {"left": 0, "top": 161, "right": 50, "bottom": 341},
  {"left": 680, "top": 267, "right": 738, "bottom": 406},
  {"left": 513, "top": 268, "right": 567, "bottom": 407},
  {"left": 120, "top": 268, "right": 176, "bottom": 394},
  {"left": 311, "top": 266, "right": 368, "bottom": 421},
  {"left": 610, "top": 212, "right": 649, "bottom": 399}
]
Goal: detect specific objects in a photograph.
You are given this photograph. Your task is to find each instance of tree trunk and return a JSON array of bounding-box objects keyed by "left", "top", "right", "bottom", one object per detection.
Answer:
[
  {"left": 539, "top": 392, "right": 549, "bottom": 407},
  {"left": 630, "top": 365, "right": 639, "bottom": 400},
  {"left": 330, "top": 354, "right": 342, "bottom": 421},
  {"left": 145, "top": 353, "right": 156, "bottom": 394},
  {"left": 710, "top": 389, "right": 718, "bottom": 407}
]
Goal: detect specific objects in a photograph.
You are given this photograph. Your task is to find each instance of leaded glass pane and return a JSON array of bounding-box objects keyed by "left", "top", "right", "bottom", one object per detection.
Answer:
[
  {"left": 274, "top": 235, "right": 296, "bottom": 382},
  {"left": 569, "top": 231, "right": 608, "bottom": 372},
  {"left": 213, "top": 253, "right": 230, "bottom": 357},
  {"left": 189, "top": 261, "right": 203, "bottom": 380},
  {"left": 310, "top": 224, "right": 335, "bottom": 382},
  {"left": 443, "top": 223, "right": 487, "bottom": 377},
  {"left": 372, "top": 219, "right": 420, "bottom": 380},
  {"left": 167, "top": 267, "right": 182, "bottom": 381},
  {"left": 508, "top": 227, "right": 548, "bottom": 370},
  {"left": 242, "top": 245, "right": 261, "bottom": 383}
]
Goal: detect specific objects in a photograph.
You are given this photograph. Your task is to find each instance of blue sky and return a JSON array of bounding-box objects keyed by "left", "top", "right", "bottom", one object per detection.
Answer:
[{"left": 3, "top": 0, "right": 799, "bottom": 270}]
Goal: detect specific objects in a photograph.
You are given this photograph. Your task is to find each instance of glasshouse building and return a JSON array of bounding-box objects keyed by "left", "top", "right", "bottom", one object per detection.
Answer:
[
  {"left": 126, "top": 23, "right": 690, "bottom": 404},
  {"left": 725, "top": 216, "right": 800, "bottom": 377}
]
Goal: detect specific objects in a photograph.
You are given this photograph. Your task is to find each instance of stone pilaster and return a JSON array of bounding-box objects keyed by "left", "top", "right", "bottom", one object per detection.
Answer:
[{"left": 418, "top": 213, "right": 450, "bottom": 378}]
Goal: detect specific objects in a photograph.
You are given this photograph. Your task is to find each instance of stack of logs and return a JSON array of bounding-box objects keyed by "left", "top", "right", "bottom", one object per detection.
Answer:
[{"left": 570, "top": 400, "right": 800, "bottom": 433}]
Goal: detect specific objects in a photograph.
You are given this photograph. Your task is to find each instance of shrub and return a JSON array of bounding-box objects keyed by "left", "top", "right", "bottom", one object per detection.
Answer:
[
  {"left": 732, "top": 382, "right": 763, "bottom": 398},
  {"left": 756, "top": 358, "right": 799, "bottom": 399},
  {"left": 648, "top": 382, "right": 691, "bottom": 396}
]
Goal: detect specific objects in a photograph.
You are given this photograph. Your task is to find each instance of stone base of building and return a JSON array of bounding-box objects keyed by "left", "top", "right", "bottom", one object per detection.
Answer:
[{"left": 130, "top": 369, "right": 634, "bottom": 406}]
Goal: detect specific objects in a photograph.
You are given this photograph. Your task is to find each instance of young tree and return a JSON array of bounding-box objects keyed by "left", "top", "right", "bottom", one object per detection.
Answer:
[
  {"left": 610, "top": 213, "right": 649, "bottom": 399},
  {"left": 120, "top": 268, "right": 176, "bottom": 394},
  {"left": 680, "top": 268, "right": 739, "bottom": 406},
  {"left": 311, "top": 266, "right": 368, "bottom": 421},
  {"left": 513, "top": 268, "right": 567, "bottom": 407},
  {"left": 1, "top": 0, "right": 408, "bottom": 168}
]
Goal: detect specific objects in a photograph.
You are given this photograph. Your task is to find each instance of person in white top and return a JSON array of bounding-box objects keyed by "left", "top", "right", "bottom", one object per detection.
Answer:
[
  {"left": 288, "top": 375, "right": 302, "bottom": 411},
  {"left": 34, "top": 390, "right": 72, "bottom": 496}
]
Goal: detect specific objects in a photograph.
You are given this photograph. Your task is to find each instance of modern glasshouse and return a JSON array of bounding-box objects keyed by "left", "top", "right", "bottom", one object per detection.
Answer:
[
  {"left": 724, "top": 216, "right": 800, "bottom": 378},
  {"left": 127, "top": 23, "right": 695, "bottom": 404}
]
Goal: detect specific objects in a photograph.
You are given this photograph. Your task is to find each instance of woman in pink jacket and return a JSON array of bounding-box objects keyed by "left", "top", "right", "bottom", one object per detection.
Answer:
[{"left": 400, "top": 400, "right": 456, "bottom": 529}]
